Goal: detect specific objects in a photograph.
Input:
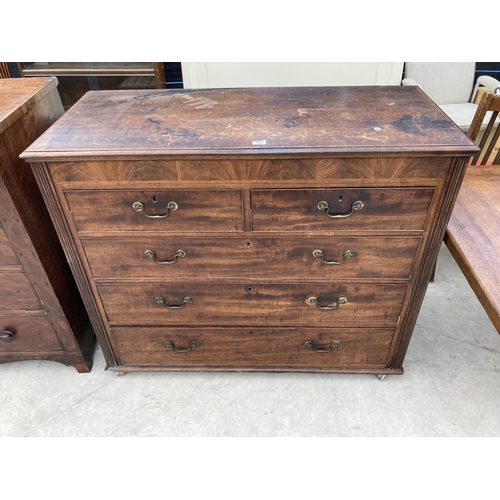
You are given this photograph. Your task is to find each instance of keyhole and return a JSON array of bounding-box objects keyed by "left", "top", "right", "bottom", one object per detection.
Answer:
[
  {"left": 338, "top": 194, "right": 343, "bottom": 202},
  {"left": 246, "top": 242, "right": 251, "bottom": 248},
  {"left": 247, "top": 287, "right": 252, "bottom": 293},
  {"left": 249, "top": 331, "right": 253, "bottom": 336},
  {"left": 152, "top": 196, "right": 157, "bottom": 203}
]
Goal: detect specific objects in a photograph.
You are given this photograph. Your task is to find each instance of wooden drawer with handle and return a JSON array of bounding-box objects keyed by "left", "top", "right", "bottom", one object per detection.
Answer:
[
  {"left": 0, "top": 314, "right": 63, "bottom": 353},
  {"left": 251, "top": 188, "right": 434, "bottom": 232},
  {"left": 64, "top": 189, "right": 244, "bottom": 232},
  {"left": 83, "top": 235, "right": 421, "bottom": 280},
  {"left": 98, "top": 282, "right": 406, "bottom": 326},
  {"left": 110, "top": 326, "right": 395, "bottom": 369}
]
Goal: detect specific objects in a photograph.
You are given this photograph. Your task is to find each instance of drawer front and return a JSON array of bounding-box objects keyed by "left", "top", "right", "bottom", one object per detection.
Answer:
[
  {"left": 251, "top": 188, "right": 434, "bottom": 231},
  {"left": 98, "top": 282, "right": 406, "bottom": 326},
  {"left": 0, "top": 314, "right": 63, "bottom": 353},
  {"left": 48, "top": 157, "right": 452, "bottom": 183},
  {"left": 0, "top": 272, "right": 42, "bottom": 310},
  {"left": 110, "top": 326, "right": 394, "bottom": 369},
  {"left": 83, "top": 236, "right": 421, "bottom": 280},
  {"left": 64, "top": 189, "right": 244, "bottom": 232},
  {"left": 0, "top": 227, "right": 19, "bottom": 267}
]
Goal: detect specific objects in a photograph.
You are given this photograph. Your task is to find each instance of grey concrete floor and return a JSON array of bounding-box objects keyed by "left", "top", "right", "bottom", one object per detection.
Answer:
[{"left": 1, "top": 244, "right": 499, "bottom": 437}]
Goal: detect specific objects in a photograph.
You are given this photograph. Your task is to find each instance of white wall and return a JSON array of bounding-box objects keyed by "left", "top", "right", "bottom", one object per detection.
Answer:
[{"left": 181, "top": 62, "right": 404, "bottom": 89}]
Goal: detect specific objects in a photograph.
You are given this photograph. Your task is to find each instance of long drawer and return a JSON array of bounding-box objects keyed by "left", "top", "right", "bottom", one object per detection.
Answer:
[
  {"left": 98, "top": 282, "right": 406, "bottom": 326},
  {"left": 0, "top": 272, "right": 42, "bottom": 310},
  {"left": 251, "top": 188, "right": 434, "bottom": 231},
  {"left": 82, "top": 235, "right": 421, "bottom": 280},
  {"left": 64, "top": 189, "right": 244, "bottom": 232},
  {"left": 0, "top": 314, "right": 63, "bottom": 353},
  {"left": 110, "top": 326, "right": 395, "bottom": 369}
]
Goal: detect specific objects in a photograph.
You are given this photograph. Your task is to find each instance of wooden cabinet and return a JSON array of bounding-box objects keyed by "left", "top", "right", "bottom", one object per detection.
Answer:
[
  {"left": 0, "top": 78, "right": 94, "bottom": 372},
  {"left": 21, "top": 86, "right": 478, "bottom": 376}
]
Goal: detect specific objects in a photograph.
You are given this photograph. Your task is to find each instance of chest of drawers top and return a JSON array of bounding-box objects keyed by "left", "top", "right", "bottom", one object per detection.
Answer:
[{"left": 21, "top": 86, "right": 477, "bottom": 162}]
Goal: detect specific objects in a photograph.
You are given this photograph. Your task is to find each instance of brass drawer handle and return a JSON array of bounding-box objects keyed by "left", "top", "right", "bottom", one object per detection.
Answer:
[
  {"left": 308, "top": 296, "right": 348, "bottom": 310},
  {"left": 304, "top": 340, "right": 340, "bottom": 353},
  {"left": 0, "top": 330, "right": 15, "bottom": 344},
  {"left": 317, "top": 200, "right": 364, "bottom": 218},
  {"left": 132, "top": 201, "right": 178, "bottom": 218},
  {"left": 164, "top": 340, "right": 199, "bottom": 353},
  {"left": 144, "top": 249, "right": 186, "bottom": 265},
  {"left": 313, "top": 249, "right": 355, "bottom": 265},
  {"left": 154, "top": 296, "right": 193, "bottom": 309}
]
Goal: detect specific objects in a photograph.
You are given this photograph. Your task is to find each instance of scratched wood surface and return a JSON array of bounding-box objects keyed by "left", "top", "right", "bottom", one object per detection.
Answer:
[{"left": 22, "top": 86, "right": 478, "bottom": 159}]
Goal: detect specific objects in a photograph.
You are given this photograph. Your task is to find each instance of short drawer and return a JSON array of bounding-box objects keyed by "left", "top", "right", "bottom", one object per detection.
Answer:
[
  {"left": 64, "top": 189, "right": 244, "bottom": 232},
  {"left": 98, "top": 282, "right": 406, "bottom": 326},
  {"left": 0, "top": 272, "right": 42, "bottom": 310},
  {"left": 0, "top": 314, "right": 63, "bottom": 353},
  {"left": 83, "top": 235, "right": 421, "bottom": 280},
  {"left": 110, "top": 326, "right": 394, "bottom": 369},
  {"left": 251, "top": 188, "right": 434, "bottom": 231},
  {"left": 0, "top": 227, "right": 19, "bottom": 267}
]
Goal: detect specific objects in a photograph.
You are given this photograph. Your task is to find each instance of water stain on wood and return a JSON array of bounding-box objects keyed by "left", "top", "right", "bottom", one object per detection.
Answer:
[{"left": 393, "top": 115, "right": 454, "bottom": 136}]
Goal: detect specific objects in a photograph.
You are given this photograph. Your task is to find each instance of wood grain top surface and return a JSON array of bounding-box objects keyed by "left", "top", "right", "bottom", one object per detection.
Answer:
[
  {"left": 445, "top": 165, "right": 500, "bottom": 333},
  {"left": 0, "top": 77, "right": 57, "bottom": 135},
  {"left": 22, "top": 86, "right": 479, "bottom": 159}
]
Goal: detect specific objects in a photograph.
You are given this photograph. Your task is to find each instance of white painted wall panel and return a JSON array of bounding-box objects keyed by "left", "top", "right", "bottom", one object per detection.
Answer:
[{"left": 181, "top": 62, "right": 404, "bottom": 89}]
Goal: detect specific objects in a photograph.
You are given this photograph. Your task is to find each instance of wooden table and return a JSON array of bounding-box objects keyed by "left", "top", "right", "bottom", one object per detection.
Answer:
[{"left": 445, "top": 164, "right": 500, "bottom": 334}]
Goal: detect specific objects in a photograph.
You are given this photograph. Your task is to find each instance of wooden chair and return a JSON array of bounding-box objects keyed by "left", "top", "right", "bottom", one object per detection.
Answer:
[
  {"left": 403, "top": 62, "right": 490, "bottom": 131},
  {"left": 0, "top": 62, "right": 12, "bottom": 78},
  {"left": 444, "top": 88, "right": 500, "bottom": 334}
]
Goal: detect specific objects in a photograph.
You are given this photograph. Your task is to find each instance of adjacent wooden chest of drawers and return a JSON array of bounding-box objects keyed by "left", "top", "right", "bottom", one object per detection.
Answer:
[
  {"left": 21, "top": 86, "right": 478, "bottom": 376},
  {"left": 0, "top": 77, "right": 94, "bottom": 372}
]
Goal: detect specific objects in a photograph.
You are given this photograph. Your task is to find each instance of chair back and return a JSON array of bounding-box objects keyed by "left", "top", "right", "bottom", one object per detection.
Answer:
[
  {"left": 468, "top": 90, "right": 500, "bottom": 166},
  {"left": 0, "top": 62, "right": 11, "bottom": 78},
  {"left": 403, "top": 62, "right": 476, "bottom": 104}
]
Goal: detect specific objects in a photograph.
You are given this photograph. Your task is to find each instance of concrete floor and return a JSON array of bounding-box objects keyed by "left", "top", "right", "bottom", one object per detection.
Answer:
[{"left": 1, "top": 244, "right": 499, "bottom": 437}]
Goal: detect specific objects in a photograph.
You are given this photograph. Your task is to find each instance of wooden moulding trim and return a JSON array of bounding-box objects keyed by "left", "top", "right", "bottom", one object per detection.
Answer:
[
  {"left": 19, "top": 148, "right": 480, "bottom": 163},
  {"left": 109, "top": 365, "right": 405, "bottom": 375},
  {"left": 30, "top": 161, "right": 116, "bottom": 366},
  {"left": 0, "top": 354, "right": 92, "bottom": 373},
  {"left": 391, "top": 156, "right": 470, "bottom": 368}
]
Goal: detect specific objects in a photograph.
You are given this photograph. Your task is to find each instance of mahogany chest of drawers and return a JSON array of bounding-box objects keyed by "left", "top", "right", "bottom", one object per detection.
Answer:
[
  {"left": 21, "top": 86, "right": 478, "bottom": 376},
  {"left": 0, "top": 77, "right": 93, "bottom": 372}
]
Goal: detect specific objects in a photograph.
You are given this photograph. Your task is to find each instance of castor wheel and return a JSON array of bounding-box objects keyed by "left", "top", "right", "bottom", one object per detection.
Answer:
[{"left": 376, "top": 374, "right": 387, "bottom": 381}]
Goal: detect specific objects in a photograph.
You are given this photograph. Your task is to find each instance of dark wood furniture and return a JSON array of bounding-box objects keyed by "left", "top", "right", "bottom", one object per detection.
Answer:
[
  {"left": 0, "top": 77, "right": 94, "bottom": 372},
  {"left": 21, "top": 86, "right": 478, "bottom": 376},
  {"left": 445, "top": 90, "right": 500, "bottom": 334}
]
